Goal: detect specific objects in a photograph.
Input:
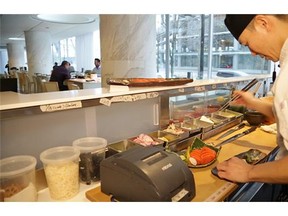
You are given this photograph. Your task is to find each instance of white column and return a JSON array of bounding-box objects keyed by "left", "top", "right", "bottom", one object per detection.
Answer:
[
  {"left": 24, "top": 31, "right": 53, "bottom": 75},
  {"left": 7, "top": 43, "right": 25, "bottom": 69},
  {"left": 0, "top": 49, "right": 8, "bottom": 72},
  {"left": 100, "top": 15, "right": 157, "bottom": 87}
]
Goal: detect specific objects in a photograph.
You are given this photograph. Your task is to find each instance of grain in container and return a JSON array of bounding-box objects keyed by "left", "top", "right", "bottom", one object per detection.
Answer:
[
  {"left": 0, "top": 155, "right": 37, "bottom": 202},
  {"left": 72, "top": 137, "right": 107, "bottom": 184},
  {"left": 40, "top": 146, "right": 80, "bottom": 200}
]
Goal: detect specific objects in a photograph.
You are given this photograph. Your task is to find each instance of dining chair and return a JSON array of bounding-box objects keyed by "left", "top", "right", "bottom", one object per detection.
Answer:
[
  {"left": 68, "top": 82, "right": 80, "bottom": 90},
  {"left": 43, "top": 81, "right": 59, "bottom": 92},
  {"left": 16, "top": 72, "right": 25, "bottom": 93},
  {"left": 35, "top": 76, "right": 46, "bottom": 93},
  {"left": 23, "top": 73, "right": 35, "bottom": 93}
]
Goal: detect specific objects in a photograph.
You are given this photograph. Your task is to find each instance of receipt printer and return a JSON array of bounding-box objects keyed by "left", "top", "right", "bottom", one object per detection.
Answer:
[{"left": 100, "top": 145, "right": 195, "bottom": 201}]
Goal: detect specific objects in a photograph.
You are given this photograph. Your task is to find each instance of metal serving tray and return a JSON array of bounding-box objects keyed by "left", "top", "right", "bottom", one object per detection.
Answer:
[
  {"left": 193, "top": 118, "right": 214, "bottom": 133},
  {"left": 204, "top": 113, "right": 229, "bottom": 128},
  {"left": 128, "top": 134, "right": 165, "bottom": 147},
  {"left": 167, "top": 134, "right": 202, "bottom": 152},
  {"left": 162, "top": 124, "right": 190, "bottom": 140},
  {"left": 178, "top": 121, "right": 202, "bottom": 135},
  {"left": 214, "top": 109, "right": 244, "bottom": 120},
  {"left": 108, "top": 139, "right": 136, "bottom": 153},
  {"left": 148, "top": 130, "right": 181, "bottom": 146}
]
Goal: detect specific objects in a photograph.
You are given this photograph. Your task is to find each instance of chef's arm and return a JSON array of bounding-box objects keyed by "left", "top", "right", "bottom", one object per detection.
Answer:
[
  {"left": 232, "top": 91, "right": 275, "bottom": 123},
  {"left": 248, "top": 155, "right": 288, "bottom": 184}
]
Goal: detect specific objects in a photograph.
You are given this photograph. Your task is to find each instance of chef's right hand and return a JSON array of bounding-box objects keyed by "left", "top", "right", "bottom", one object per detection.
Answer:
[{"left": 231, "top": 90, "right": 257, "bottom": 109}]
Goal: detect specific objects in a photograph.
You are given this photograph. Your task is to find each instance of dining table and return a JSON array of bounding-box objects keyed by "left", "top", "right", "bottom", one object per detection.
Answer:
[{"left": 67, "top": 78, "right": 101, "bottom": 89}]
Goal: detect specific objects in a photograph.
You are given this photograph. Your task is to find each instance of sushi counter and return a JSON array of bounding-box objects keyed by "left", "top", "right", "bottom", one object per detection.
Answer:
[{"left": 1, "top": 75, "right": 277, "bottom": 202}]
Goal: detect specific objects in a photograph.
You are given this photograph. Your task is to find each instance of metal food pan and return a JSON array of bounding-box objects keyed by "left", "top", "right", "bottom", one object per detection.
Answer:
[
  {"left": 108, "top": 139, "right": 137, "bottom": 153},
  {"left": 162, "top": 124, "right": 190, "bottom": 140},
  {"left": 128, "top": 134, "right": 165, "bottom": 147},
  {"left": 216, "top": 109, "right": 244, "bottom": 119},
  {"left": 203, "top": 113, "right": 229, "bottom": 128},
  {"left": 194, "top": 118, "right": 214, "bottom": 133},
  {"left": 179, "top": 120, "right": 202, "bottom": 135},
  {"left": 148, "top": 130, "right": 180, "bottom": 146},
  {"left": 167, "top": 134, "right": 202, "bottom": 152}
]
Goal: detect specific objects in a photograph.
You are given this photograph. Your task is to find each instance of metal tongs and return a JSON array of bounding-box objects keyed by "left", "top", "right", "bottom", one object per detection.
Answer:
[{"left": 218, "top": 78, "right": 259, "bottom": 112}]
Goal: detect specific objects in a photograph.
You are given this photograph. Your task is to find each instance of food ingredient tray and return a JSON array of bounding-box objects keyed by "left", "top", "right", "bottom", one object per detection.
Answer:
[
  {"left": 178, "top": 121, "right": 202, "bottom": 135},
  {"left": 215, "top": 109, "right": 244, "bottom": 120},
  {"left": 148, "top": 130, "right": 181, "bottom": 146},
  {"left": 162, "top": 124, "right": 190, "bottom": 140},
  {"left": 107, "top": 140, "right": 136, "bottom": 153},
  {"left": 128, "top": 134, "right": 165, "bottom": 147},
  {"left": 194, "top": 118, "right": 214, "bottom": 133}
]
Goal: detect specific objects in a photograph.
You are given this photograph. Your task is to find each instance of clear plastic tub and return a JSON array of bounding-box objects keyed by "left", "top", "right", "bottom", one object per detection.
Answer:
[
  {"left": 0, "top": 155, "right": 37, "bottom": 202},
  {"left": 40, "top": 146, "right": 80, "bottom": 200},
  {"left": 72, "top": 137, "right": 107, "bottom": 184}
]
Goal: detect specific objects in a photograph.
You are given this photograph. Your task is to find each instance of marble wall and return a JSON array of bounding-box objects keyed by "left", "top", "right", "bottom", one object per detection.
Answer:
[{"left": 100, "top": 15, "right": 157, "bottom": 86}]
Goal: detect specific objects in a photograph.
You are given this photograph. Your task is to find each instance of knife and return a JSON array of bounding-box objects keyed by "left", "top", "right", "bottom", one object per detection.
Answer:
[
  {"left": 216, "top": 122, "right": 246, "bottom": 140},
  {"left": 215, "top": 126, "right": 257, "bottom": 147}
]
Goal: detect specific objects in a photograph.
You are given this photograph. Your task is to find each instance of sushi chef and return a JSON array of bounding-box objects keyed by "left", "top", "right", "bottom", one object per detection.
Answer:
[{"left": 216, "top": 14, "right": 288, "bottom": 200}]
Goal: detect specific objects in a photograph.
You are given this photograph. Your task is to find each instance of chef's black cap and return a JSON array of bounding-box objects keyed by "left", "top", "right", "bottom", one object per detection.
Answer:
[{"left": 224, "top": 15, "right": 256, "bottom": 40}]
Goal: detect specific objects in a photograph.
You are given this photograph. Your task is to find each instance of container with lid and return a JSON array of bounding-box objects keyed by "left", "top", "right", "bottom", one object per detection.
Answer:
[
  {"left": 72, "top": 137, "right": 107, "bottom": 184},
  {"left": 0, "top": 155, "right": 37, "bottom": 202},
  {"left": 40, "top": 146, "right": 80, "bottom": 200}
]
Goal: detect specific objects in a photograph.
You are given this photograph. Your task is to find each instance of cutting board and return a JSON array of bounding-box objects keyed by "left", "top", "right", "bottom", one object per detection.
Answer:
[{"left": 85, "top": 186, "right": 111, "bottom": 202}]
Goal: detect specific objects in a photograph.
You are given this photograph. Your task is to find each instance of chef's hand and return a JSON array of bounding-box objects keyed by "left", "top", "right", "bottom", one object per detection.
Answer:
[
  {"left": 216, "top": 157, "right": 254, "bottom": 183},
  {"left": 230, "top": 90, "right": 257, "bottom": 110}
]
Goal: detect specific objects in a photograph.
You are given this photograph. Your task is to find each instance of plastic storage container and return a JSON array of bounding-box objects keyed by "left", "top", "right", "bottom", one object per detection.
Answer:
[
  {"left": 40, "top": 146, "right": 80, "bottom": 200},
  {"left": 0, "top": 155, "right": 37, "bottom": 202},
  {"left": 72, "top": 137, "right": 107, "bottom": 184}
]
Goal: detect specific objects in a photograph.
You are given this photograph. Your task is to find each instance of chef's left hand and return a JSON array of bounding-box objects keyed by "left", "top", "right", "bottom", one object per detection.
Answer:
[{"left": 216, "top": 157, "right": 254, "bottom": 183}]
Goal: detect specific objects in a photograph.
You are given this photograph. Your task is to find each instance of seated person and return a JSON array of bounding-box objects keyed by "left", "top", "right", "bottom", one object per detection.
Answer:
[
  {"left": 50, "top": 60, "right": 71, "bottom": 91},
  {"left": 92, "top": 58, "right": 101, "bottom": 77},
  {"left": 68, "top": 63, "right": 75, "bottom": 73}
]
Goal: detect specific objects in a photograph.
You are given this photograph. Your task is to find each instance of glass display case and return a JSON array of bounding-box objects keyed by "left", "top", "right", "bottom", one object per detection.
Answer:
[{"left": 169, "top": 88, "right": 231, "bottom": 122}]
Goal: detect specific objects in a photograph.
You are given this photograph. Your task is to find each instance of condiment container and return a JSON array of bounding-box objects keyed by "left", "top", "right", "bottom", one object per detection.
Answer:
[
  {"left": 0, "top": 155, "right": 37, "bottom": 202},
  {"left": 72, "top": 137, "right": 107, "bottom": 184},
  {"left": 40, "top": 146, "right": 80, "bottom": 200}
]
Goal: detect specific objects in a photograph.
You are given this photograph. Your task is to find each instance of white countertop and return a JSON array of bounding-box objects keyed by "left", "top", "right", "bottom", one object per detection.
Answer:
[{"left": 0, "top": 75, "right": 270, "bottom": 111}]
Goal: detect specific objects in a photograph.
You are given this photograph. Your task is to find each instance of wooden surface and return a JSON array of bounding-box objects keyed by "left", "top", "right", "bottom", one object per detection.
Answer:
[{"left": 85, "top": 125, "right": 277, "bottom": 202}]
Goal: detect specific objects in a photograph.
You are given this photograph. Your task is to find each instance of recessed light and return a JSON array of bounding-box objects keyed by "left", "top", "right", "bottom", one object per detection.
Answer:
[{"left": 31, "top": 14, "right": 95, "bottom": 24}]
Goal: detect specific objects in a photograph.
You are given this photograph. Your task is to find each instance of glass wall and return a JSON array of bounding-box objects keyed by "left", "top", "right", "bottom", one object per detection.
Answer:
[
  {"left": 52, "top": 37, "right": 76, "bottom": 68},
  {"left": 156, "top": 14, "right": 270, "bottom": 80}
]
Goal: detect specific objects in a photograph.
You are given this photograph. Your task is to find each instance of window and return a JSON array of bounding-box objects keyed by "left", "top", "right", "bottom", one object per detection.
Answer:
[
  {"left": 52, "top": 37, "right": 76, "bottom": 68},
  {"left": 156, "top": 14, "right": 270, "bottom": 80}
]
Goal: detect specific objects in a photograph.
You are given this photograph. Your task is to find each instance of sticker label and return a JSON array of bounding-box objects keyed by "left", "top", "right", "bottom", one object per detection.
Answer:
[{"left": 40, "top": 101, "right": 82, "bottom": 112}]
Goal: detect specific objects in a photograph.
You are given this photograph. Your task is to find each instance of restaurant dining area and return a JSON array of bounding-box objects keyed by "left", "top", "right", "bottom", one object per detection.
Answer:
[
  {"left": 0, "top": 68, "right": 102, "bottom": 93},
  {"left": 1, "top": 3, "right": 288, "bottom": 215}
]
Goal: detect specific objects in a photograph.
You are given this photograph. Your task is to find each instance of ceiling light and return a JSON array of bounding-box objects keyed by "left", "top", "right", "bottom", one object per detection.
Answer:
[
  {"left": 8, "top": 37, "right": 25, "bottom": 41},
  {"left": 32, "top": 14, "right": 95, "bottom": 24}
]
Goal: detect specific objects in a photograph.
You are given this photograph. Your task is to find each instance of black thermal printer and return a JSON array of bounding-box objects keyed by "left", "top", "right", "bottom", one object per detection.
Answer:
[{"left": 100, "top": 145, "right": 195, "bottom": 201}]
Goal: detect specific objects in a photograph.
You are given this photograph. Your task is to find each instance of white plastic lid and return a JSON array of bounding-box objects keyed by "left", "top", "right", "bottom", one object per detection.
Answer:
[
  {"left": 0, "top": 155, "right": 37, "bottom": 178},
  {"left": 40, "top": 146, "right": 80, "bottom": 165},
  {"left": 72, "top": 137, "right": 107, "bottom": 153}
]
